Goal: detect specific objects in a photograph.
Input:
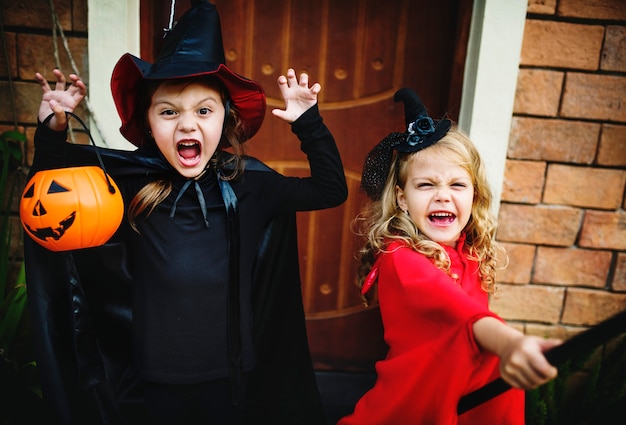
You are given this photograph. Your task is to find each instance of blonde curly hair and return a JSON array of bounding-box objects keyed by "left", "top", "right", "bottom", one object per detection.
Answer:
[{"left": 353, "top": 126, "right": 504, "bottom": 306}]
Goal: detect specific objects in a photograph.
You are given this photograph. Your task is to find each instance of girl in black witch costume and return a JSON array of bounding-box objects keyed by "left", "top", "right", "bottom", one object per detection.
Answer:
[{"left": 28, "top": 1, "right": 346, "bottom": 424}]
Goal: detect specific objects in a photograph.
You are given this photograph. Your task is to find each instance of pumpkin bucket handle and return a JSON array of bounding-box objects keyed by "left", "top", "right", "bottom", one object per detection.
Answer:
[{"left": 41, "top": 112, "right": 117, "bottom": 194}]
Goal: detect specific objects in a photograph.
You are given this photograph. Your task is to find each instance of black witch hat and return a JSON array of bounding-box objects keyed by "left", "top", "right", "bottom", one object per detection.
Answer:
[{"left": 110, "top": 0, "right": 266, "bottom": 147}]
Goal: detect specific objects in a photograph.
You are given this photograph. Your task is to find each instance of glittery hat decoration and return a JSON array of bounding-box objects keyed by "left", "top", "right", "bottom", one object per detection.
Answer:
[{"left": 359, "top": 88, "right": 451, "bottom": 200}]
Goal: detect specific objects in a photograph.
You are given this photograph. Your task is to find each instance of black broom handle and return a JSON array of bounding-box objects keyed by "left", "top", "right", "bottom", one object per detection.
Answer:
[{"left": 457, "top": 309, "right": 626, "bottom": 415}]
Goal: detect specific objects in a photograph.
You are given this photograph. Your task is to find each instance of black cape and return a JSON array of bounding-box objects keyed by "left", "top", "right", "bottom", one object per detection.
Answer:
[{"left": 24, "top": 145, "right": 326, "bottom": 424}]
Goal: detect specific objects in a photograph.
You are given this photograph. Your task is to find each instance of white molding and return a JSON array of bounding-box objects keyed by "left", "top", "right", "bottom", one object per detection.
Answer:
[
  {"left": 459, "top": 0, "right": 527, "bottom": 212},
  {"left": 88, "top": 0, "right": 139, "bottom": 149}
]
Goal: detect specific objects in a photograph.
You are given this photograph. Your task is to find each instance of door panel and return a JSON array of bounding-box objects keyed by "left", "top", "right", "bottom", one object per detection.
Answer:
[{"left": 142, "top": 0, "right": 472, "bottom": 372}]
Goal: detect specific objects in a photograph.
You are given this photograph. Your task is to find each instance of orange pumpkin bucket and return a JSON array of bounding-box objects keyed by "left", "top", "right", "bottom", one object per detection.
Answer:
[
  {"left": 20, "top": 166, "right": 123, "bottom": 251},
  {"left": 20, "top": 112, "right": 124, "bottom": 251}
]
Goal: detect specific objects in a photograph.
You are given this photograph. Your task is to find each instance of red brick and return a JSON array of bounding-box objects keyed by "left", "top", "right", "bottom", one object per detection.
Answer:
[
  {"left": 579, "top": 210, "right": 626, "bottom": 250},
  {"left": 497, "top": 204, "right": 582, "bottom": 246},
  {"left": 0, "top": 32, "right": 17, "bottom": 79},
  {"left": 24, "top": 127, "right": 36, "bottom": 168},
  {"left": 558, "top": 0, "right": 626, "bottom": 20},
  {"left": 526, "top": 323, "right": 584, "bottom": 340},
  {"left": 497, "top": 243, "right": 536, "bottom": 284},
  {"left": 611, "top": 252, "right": 626, "bottom": 292},
  {"left": 507, "top": 322, "right": 525, "bottom": 333},
  {"left": 597, "top": 124, "right": 626, "bottom": 166},
  {"left": 490, "top": 283, "right": 564, "bottom": 323},
  {"left": 72, "top": 0, "right": 88, "bottom": 32},
  {"left": 614, "top": 253, "right": 626, "bottom": 292},
  {"left": 17, "top": 34, "right": 89, "bottom": 81},
  {"left": 3, "top": 81, "right": 89, "bottom": 129},
  {"left": 1, "top": 81, "right": 41, "bottom": 124},
  {"left": 501, "top": 160, "right": 545, "bottom": 204},
  {"left": 562, "top": 288, "right": 626, "bottom": 325},
  {"left": 602, "top": 26, "right": 626, "bottom": 72},
  {"left": 1, "top": 0, "right": 73, "bottom": 30},
  {"left": 561, "top": 73, "right": 626, "bottom": 122},
  {"left": 534, "top": 246, "right": 612, "bottom": 287},
  {"left": 513, "top": 70, "right": 564, "bottom": 117},
  {"left": 521, "top": 20, "right": 604, "bottom": 70},
  {"left": 528, "top": 0, "right": 557, "bottom": 15},
  {"left": 508, "top": 117, "right": 599, "bottom": 163},
  {"left": 543, "top": 164, "right": 626, "bottom": 209}
]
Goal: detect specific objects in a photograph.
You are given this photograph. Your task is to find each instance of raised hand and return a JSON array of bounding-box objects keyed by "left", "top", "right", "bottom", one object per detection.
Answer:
[
  {"left": 35, "top": 69, "right": 87, "bottom": 131},
  {"left": 271, "top": 68, "right": 321, "bottom": 123}
]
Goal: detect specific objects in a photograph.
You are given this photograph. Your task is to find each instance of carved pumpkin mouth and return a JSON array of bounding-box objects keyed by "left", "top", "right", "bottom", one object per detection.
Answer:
[
  {"left": 22, "top": 180, "right": 77, "bottom": 242},
  {"left": 23, "top": 210, "right": 76, "bottom": 242}
]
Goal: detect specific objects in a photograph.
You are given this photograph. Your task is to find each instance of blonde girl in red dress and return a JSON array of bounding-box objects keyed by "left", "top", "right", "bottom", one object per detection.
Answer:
[{"left": 339, "top": 88, "right": 561, "bottom": 425}]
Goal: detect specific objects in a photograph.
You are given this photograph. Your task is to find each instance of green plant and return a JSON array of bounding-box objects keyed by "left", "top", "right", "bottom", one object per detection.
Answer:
[
  {"left": 0, "top": 129, "right": 28, "bottom": 351},
  {"left": 0, "top": 130, "right": 25, "bottom": 293},
  {"left": 526, "top": 334, "right": 626, "bottom": 425},
  {"left": 0, "top": 129, "right": 44, "bottom": 424}
]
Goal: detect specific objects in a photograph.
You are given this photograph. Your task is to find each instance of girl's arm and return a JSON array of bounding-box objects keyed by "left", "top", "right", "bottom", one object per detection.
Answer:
[{"left": 473, "top": 316, "right": 561, "bottom": 389}]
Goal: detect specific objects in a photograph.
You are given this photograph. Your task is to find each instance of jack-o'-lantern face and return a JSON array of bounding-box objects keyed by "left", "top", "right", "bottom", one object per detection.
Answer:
[{"left": 20, "top": 166, "right": 124, "bottom": 252}]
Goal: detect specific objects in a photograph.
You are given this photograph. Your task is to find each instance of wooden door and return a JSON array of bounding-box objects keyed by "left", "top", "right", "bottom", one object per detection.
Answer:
[{"left": 141, "top": 0, "right": 472, "bottom": 372}]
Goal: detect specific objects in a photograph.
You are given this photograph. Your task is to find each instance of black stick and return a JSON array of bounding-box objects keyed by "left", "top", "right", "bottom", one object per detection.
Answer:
[{"left": 457, "top": 309, "right": 626, "bottom": 415}]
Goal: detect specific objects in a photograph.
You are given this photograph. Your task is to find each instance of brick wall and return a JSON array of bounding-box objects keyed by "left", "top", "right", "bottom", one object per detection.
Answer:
[
  {"left": 0, "top": 0, "right": 88, "bottom": 270},
  {"left": 490, "top": 0, "right": 626, "bottom": 339}
]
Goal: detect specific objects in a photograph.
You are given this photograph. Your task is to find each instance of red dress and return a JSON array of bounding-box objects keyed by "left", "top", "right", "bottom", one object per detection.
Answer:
[{"left": 338, "top": 237, "right": 525, "bottom": 425}]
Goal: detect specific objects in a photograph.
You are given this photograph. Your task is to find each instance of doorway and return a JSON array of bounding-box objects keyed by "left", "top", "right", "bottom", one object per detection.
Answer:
[{"left": 141, "top": 0, "right": 473, "bottom": 374}]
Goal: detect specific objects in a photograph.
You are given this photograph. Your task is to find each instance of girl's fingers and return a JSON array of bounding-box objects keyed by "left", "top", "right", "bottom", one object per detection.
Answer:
[
  {"left": 36, "top": 72, "right": 52, "bottom": 92},
  {"left": 46, "top": 99, "right": 68, "bottom": 129},
  {"left": 285, "top": 70, "right": 297, "bottom": 86},
  {"left": 52, "top": 70, "right": 66, "bottom": 90},
  {"left": 298, "top": 72, "right": 309, "bottom": 87}
]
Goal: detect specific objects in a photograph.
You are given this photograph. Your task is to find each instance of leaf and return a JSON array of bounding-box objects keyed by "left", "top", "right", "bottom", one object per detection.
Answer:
[
  {"left": 1, "top": 131, "right": 27, "bottom": 144},
  {"left": 0, "top": 130, "right": 27, "bottom": 163},
  {"left": 0, "top": 284, "right": 28, "bottom": 350}
]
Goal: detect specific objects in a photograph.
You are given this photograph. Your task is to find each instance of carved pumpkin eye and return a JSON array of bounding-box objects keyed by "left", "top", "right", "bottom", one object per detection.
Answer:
[
  {"left": 20, "top": 166, "right": 124, "bottom": 252},
  {"left": 22, "top": 180, "right": 72, "bottom": 216}
]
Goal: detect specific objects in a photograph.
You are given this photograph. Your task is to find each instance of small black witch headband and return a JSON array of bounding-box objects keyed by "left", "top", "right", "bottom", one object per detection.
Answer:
[{"left": 360, "top": 88, "right": 451, "bottom": 201}]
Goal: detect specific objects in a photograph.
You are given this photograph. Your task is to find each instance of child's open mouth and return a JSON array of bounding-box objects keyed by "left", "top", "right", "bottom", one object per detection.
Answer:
[
  {"left": 177, "top": 141, "right": 201, "bottom": 165},
  {"left": 429, "top": 212, "right": 455, "bottom": 224}
]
